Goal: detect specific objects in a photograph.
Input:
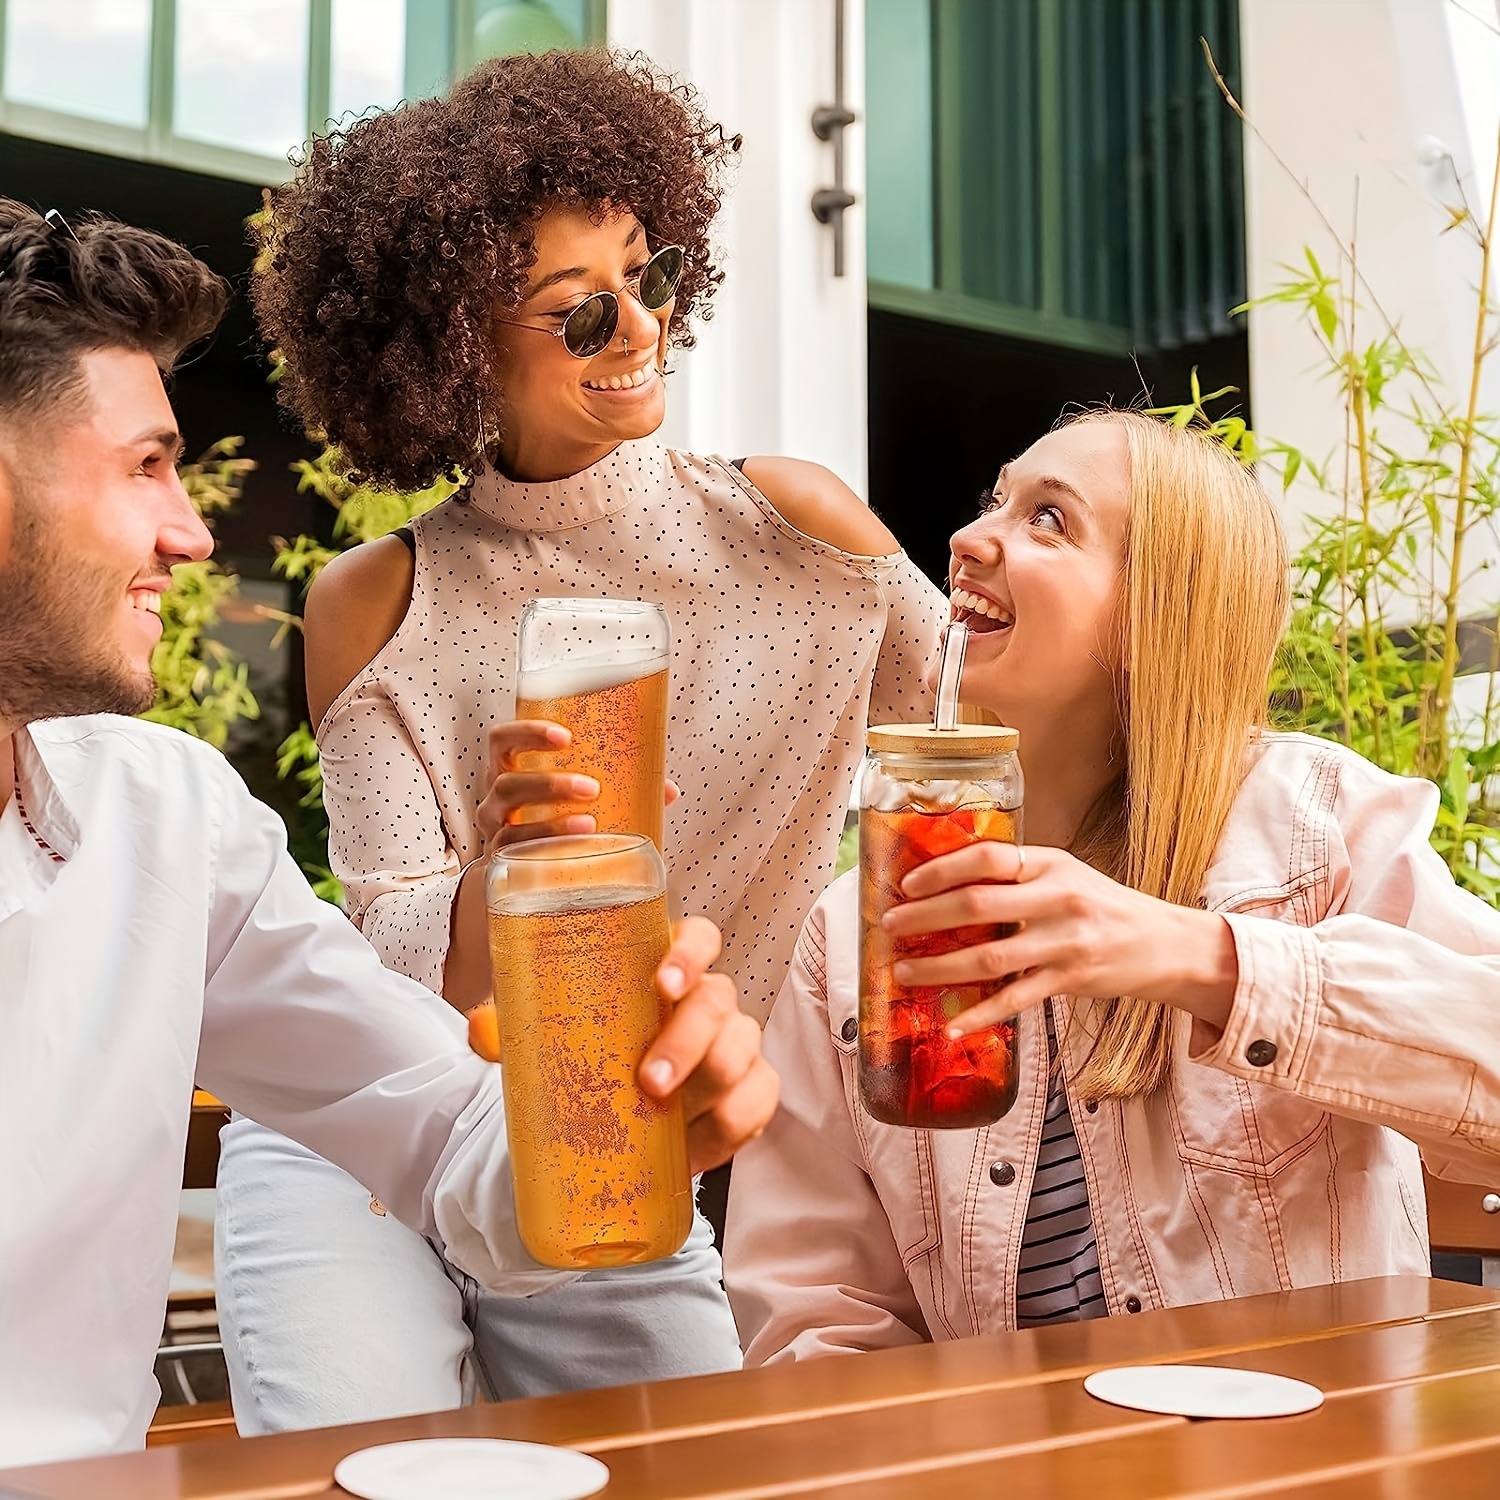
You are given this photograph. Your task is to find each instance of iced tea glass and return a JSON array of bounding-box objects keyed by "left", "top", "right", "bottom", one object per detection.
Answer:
[
  {"left": 486, "top": 833, "right": 692, "bottom": 1269},
  {"left": 858, "top": 724, "right": 1024, "bottom": 1129},
  {"left": 515, "top": 598, "right": 671, "bottom": 849}
]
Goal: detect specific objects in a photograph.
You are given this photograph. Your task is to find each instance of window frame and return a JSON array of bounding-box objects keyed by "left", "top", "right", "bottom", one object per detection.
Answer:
[{"left": 0, "top": 0, "right": 606, "bottom": 185}]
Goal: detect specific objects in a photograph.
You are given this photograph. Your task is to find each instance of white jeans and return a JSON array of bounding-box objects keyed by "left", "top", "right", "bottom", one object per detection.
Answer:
[{"left": 214, "top": 1116, "right": 743, "bottom": 1433}]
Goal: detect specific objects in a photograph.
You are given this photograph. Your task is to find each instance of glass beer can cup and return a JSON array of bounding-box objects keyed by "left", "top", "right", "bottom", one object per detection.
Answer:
[
  {"left": 857, "top": 723, "right": 1025, "bottom": 1129},
  {"left": 486, "top": 833, "right": 693, "bottom": 1270},
  {"left": 515, "top": 598, "right": 671, "bottom": 849}
]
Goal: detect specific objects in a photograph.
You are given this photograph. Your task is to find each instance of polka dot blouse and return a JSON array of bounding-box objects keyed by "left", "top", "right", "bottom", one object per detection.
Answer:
[{"left": 316, "top": 439, "right": 947, "bottom": 1022}]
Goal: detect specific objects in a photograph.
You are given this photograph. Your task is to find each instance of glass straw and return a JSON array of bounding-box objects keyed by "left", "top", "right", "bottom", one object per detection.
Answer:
[{"left": 933, "top": 619, "right": 968, "bottom": 731}]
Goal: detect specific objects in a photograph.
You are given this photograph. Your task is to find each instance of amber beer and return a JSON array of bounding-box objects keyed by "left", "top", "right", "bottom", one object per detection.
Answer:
[
  {"left": 486, "top": 834, "right": 691, "bottom": 1270},
  {"left": 515, "top": 598, "right": 672, "bottom": 850},
  {"left": 515, "top": 661, "right": 669, "bottom": 848}
]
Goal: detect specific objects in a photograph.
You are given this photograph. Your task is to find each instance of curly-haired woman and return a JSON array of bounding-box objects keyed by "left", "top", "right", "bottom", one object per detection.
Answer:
[{"left": 214, "top": 50, "right": 945, "bottom": 1432}]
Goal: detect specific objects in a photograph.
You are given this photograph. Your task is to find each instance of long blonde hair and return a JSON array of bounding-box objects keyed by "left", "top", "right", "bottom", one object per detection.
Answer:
[{"left": 1064, "top": 410, "right": 1289, "bottom": 1101}]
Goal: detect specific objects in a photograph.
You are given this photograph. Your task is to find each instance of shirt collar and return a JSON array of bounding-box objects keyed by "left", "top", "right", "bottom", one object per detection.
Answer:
[
  {"left": 464, "top": 439, "right": 659, "bottom": 533},
  {"left": 11, "top": 724, "right": 82, "bottom": 864}
]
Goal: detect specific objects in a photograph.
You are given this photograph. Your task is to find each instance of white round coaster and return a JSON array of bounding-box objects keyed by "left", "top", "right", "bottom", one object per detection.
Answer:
[
  {"left": 333, "top": 1438, "right": 611, "bottom": 1500},
  {"left": 1083, "top": 1364, "right": 1325, "bottom": 1420}
]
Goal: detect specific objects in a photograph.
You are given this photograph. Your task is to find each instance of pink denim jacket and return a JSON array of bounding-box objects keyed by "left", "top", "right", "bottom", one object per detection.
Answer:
[{"left": 724, "top": 732, "right": 1500, "bottom": 1364}]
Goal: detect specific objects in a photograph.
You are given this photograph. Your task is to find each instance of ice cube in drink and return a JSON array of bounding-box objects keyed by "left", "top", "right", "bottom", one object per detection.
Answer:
[{"left": 858, "top": 804, "right": 1019, "bottom": 1128}]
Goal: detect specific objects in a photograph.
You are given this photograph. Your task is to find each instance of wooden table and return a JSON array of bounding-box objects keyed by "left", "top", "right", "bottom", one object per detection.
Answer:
[{"left": 7, "top": 1277, "right": 1500, "bottom": 1499}]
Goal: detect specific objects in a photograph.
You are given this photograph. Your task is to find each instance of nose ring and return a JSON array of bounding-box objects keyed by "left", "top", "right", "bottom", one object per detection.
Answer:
[{"left": 622, "top": 334, "right": 630, "bottom": 352}]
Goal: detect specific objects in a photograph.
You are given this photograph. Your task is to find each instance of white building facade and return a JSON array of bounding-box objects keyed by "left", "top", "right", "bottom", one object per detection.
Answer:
[
  {"left": 6, "top": 1, "right": 1498, "bottom": 535},
  {"left": 1241, "top": 0, "right": 1500, "bottom": 534},
  {"left": 607, "top": 0, "right": 871, "bottom": 492}
]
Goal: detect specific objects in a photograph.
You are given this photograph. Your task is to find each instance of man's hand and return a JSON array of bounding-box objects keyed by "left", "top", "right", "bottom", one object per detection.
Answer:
[
  {"left": 466, "top": 915, "right": 778, "bottom": 1171},
  {"left": 639, "top": 916, "right": 779, "bottom": 1174}
]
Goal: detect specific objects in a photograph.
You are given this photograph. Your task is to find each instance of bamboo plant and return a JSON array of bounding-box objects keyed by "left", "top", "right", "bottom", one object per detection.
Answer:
[{"left": 1169, "top": 164, "right": 1500, "bottom": 901}]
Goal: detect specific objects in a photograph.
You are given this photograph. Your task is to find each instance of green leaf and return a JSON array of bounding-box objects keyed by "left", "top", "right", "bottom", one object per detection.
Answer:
[
  {"left": 1313, "top": 291, "right": 1339, "bottom": 344},
  {"left": 1445, "top": 751, "right": 1473, "bottom": 813}
]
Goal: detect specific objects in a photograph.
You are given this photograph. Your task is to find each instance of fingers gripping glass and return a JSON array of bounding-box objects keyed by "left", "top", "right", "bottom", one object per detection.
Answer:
[{"left": 498, "top": 245, "right": 685, "bottom": 359}]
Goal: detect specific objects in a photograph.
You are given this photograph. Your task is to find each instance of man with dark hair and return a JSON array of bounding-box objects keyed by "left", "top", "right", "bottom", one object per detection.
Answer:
[{"left": 0, "top": 200, "right": 775, "bottom": 1467}]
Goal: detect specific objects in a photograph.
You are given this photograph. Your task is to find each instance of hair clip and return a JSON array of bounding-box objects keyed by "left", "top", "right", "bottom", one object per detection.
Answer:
[
  {"left": 43, "top": 208, "right": 79, "bottom": 242},
  {"left": 0, "top": 208, "right": 78, "bottom": 287}
]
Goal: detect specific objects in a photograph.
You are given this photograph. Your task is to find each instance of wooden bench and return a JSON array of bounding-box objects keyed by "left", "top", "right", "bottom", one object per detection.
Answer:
[
  {"left": 183, "top": 1090, "right": 229, "bottom": 1191},
  {"left": 1424, "top": 1167, "right": 1500, "bottom": 1268},
  {"left": 145, "top": 1400, "right": 237, "bottom": 1447},
  {"left": 147, "top": 1093, "right": 236, "bottom": 1445}
]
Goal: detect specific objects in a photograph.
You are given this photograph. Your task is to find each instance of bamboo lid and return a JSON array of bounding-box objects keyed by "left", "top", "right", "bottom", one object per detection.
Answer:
[{"left": 866, "top": 723, "right": 1020, "bottom": 756}]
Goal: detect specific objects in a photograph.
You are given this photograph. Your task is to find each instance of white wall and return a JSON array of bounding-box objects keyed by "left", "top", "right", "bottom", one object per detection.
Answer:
[
  {"left": 608, "top": 0, "right": 870, "bottom": 494},
  {"left": 1241, "top": 0, "right": 1500, "bottom": 538}
]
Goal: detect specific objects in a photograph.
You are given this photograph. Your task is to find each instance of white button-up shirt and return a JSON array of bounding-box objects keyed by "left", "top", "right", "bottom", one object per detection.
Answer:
[{"left": 0, "top": 715, "right": 567, "bottom": 1467}]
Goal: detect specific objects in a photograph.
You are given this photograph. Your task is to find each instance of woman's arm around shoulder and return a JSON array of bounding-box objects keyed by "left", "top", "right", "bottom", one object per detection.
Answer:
[
  {"left": 302, "top": 534, "right": 416, "bottom": 730},
  {"left": 740, "top": 456, "right": 901, "bottom": 557}
]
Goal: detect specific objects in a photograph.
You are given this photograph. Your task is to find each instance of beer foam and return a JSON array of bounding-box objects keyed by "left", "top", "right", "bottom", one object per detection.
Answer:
[
  {"left": 491, "top": 883, "right": 662, "bottom": 918},
  {"left": 517, "top": 653, "right": 668, "bottom": 700}
]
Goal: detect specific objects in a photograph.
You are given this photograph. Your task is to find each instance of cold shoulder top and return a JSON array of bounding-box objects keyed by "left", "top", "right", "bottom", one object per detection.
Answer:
[{"left": 315, "top": 438, "right": 946, "bottom": 1021}]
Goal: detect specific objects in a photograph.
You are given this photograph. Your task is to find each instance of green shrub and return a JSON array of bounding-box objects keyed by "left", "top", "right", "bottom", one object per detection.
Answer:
[
  {"left": 268, "top": 453, "right": 462, "bottom": 896},
  {"left": 1161, "top": 226, "right": 1500, "bottom": 902},
  {"left": 149, "top": 434, "right": 454, "bottom": 899},
  {"left": 143, "top": 439, "right": 258, "bottom": 749}
]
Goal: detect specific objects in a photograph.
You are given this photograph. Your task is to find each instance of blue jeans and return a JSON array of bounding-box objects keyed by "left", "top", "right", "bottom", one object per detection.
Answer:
[{"left": 214, "top": 1116, "right": 743, "bottom": 1433}]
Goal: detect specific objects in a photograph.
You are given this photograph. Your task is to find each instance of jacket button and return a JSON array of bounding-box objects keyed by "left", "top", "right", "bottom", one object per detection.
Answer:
[
  {"left": 1084, "top": 1099, "right": 1099, "bottom": 1114},
  {"left": 989, "top": 1161, "right": 1016, "bottom": 1187},
  {"left": 1245, "top": 1039, "right": 1278, "bottom": 1067},
  {"left": 1125, "top": 1295, "right": 1142, "bottom": 1313},
  {"left": 841, "top": 1018, "right": 858, "bottom": 1043}
]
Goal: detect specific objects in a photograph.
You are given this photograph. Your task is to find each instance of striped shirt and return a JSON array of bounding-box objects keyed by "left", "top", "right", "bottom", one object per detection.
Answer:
[{"left": 1014, "top": 1009, "right": 1106, "bottom": 1328}]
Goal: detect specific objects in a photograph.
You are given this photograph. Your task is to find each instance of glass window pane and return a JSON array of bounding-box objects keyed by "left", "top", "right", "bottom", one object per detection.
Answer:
[
  {"left": 331, "top": 0, "right": 406, "bottom": 120},
  {"left": 401, "top": 0, "right": 451, "bottom": 100},
  {"left": 1447, "top": 0, "right": 1500, "bottom": 238},
  {"left": 3, "top": 0, "right": 151, "bottom": 128},
  {"left": 473, "top": 0, "right": 582, "bottom": 61},
  {"left": 175, "top": 0, "right": 309, "bottom": 160},
  {"left": 865, "top": 0, "right": 934, "bottom": 290}
]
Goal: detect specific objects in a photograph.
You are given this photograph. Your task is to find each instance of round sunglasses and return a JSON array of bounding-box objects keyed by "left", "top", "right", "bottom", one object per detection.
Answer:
[{"left": 497, "top": 244, "right": 686, "bottom": 359}]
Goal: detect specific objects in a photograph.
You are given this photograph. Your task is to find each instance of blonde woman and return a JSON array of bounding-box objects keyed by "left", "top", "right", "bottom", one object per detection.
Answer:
[{"left": 724, "top": 410, "right": 1500, "bottom": 1359}]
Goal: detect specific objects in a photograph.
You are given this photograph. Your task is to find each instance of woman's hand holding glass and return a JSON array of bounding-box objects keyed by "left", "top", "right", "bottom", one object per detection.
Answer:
[
  {"left": 452, "top": 717, "right": 679, "bottom": 1010},
  {"left": 477, "top": 720, "right": 599, "bottom": 849},
  {"left": 476, "top": 719, "right": 679, "bottom": 851},
  {"left": 468, "top": 721, "right": 771, "bottom": 1171},
  {"left": 882, "top": 844, "right": 1241, "bottom": 1041}
]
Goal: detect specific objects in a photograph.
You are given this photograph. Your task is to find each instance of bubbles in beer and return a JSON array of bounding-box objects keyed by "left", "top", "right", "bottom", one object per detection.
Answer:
[
  {"left": 515, "top": 660, "right": 670, "bottom": 849},
  {"left": 488, "top": 886, "right": 692, "bottom": 1268}
]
